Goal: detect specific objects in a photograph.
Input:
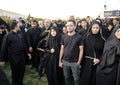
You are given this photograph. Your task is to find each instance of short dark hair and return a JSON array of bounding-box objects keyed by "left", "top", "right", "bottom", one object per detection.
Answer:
[
  {"left": 67, "top": 20, "right": 76, "bottom": 25},
  {"left": 113, "top": 18, "right": 119, "bottom": 21},
  {"left": 80, "top": 19, "right": 86, "bottom": 23},
  {"left": 20, "top": 20, "right": 25, "bottom": 24},
  {"left": 32, "top": 20, "right": 38, "bottom": 23},
  {"left": 10, "top": 21, "right": 17, "bottom": 30}
]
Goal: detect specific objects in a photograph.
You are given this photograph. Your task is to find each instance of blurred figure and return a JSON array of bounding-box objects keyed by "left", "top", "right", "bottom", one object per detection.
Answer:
[
  {"left": 38, "top": 20, "right": 44, "bottom": 28},
  {"left": 62, "top": 26, "right": 68, "bottom": 34},
  {"left": 113, "top": 18, "right": 120, "bottom": 29}
]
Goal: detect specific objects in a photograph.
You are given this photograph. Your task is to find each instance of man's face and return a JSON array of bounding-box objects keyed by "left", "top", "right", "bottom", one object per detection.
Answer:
[
  {"left": 44, "top": 20, "right": 51, "bottom": 28},
  {"left": 31, "top": 22, "right": 37, "bottom": 29},
  {"left": 81, "top": 21, "right": 87, "bottom": 28},
  {"left": 66, "top": 22, "right": 75, "bottom": 33},
  {"left": 113, "top": 19, "right": 118, "bottom": 26}
]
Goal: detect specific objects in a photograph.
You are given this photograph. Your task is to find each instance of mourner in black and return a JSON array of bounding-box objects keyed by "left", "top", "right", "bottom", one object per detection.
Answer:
[
  {"left": 80, "top": 21, "right": 105, "bottom": 85},
  {"left": 0, "top": 21, "right": 31, "bottom": 85},
  {"left": 27, "top": 20, "right": 41, "bottom": 70},
  {"left": 96, "top": 26, "right": 120, "bottom": 85}
]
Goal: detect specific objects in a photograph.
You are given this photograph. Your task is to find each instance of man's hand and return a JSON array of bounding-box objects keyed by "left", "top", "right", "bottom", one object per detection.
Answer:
[
  {"left": 29, "top": 47, "right": 33, "bottom": 52},
  {"left": 28, "top": 53, "right": 32, "bottom": 60},
  {"left": 0, "top": 62, "right": 5, "bottom": 67},
  {"left": 77, "top": 61, "right": 80, "bottom": 66},
  {"left": 59, "top": 62, "right": 63, "bottom": 68}
]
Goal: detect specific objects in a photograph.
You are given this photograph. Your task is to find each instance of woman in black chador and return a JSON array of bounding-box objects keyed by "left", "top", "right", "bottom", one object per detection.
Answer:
[
  {"left": 44, "top": 26, "right": 64, "bottom": 85},
  {"left": 80, "top": 21, "right": 105, "bottom": 85},
  {"left": 96, "top": 26, "right": 120, "bottom": 85}
]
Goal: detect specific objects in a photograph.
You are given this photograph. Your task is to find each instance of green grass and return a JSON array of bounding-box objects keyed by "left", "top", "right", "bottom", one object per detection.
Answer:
[{"left": 2, "top": 63, "right": 48, "bottom": 85}]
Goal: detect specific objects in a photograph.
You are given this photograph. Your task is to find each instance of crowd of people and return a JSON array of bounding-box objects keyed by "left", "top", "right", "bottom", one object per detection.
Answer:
[{"left": 0, "top": 16, "right": 120, "bottom": 85}]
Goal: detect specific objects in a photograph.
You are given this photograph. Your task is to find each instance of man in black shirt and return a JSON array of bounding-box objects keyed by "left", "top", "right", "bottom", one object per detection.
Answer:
[
  {"left": 27, "top": 20, "right": 41, "bottom": 70},
  {"left": 59, "top": 20, "right": 84, "bottom": 85},
  {"left": 0, "top": 21, "right": 31, "bottom": 85}
]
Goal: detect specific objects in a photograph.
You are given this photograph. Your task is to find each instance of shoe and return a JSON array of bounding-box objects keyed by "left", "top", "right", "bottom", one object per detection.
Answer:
[{"left": 38, "top": 74, "right": 44, "bottom": 79}]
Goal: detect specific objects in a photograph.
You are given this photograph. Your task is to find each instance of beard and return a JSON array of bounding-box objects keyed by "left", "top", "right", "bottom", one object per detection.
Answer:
[{"left": 67, "top": 30, "right": 74, "bottom": 33}]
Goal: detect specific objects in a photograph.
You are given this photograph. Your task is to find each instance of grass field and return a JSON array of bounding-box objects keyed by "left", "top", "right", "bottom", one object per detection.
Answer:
[{"left": 2, "top": 63, "right": 48, "bottom": 85}]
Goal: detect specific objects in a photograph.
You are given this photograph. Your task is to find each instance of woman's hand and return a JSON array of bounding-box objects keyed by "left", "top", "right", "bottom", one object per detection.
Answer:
[{"left": 93, "top": 58, "right": 100, "bottom": 65}]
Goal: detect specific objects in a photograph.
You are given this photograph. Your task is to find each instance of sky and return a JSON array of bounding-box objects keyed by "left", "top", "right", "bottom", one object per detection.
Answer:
[{"left": 0, "top": 0, "right": 120, "bottom": 19}]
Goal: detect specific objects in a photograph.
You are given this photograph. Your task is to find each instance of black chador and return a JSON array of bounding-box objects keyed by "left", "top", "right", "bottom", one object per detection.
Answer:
[
  {"left": 80, "top": 22, "right": 105, "bottom": 85},
  {"left": 44, "top": 26, "right": 64, "bottom": 85},
  {"left": 96, "top": 26, "right": 120, "bottom": 85}
]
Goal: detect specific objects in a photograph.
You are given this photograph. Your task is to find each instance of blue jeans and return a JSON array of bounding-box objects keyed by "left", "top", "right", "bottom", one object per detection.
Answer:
[{"left": 62, "top": 60, "right": 80, "bottom": 85}]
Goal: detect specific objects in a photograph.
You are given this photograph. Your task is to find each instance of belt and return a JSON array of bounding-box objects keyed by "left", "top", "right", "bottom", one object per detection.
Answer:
[{"left": 84, "top": 56, "right": 94, "bottom": 60}]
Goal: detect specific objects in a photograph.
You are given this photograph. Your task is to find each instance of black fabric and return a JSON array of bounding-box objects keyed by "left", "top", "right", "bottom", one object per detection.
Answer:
[
  {"left": 0, "top": 32, "right": 7, "bottom": 52},
  {"left": 96, "top": 27, "right": 120, "bottom": 85},
  {"left": 27, "top": 27, "right": 42, "bottom": 68},
  {"left": 60, "top": 33, "right": 83, "bottom": 62},
  {"left": 45, "top": 27, "right": 64, "bottom": 85},
  {"left": 27, "top": 27, "right": 41, "bottom": 48},
  {"left": 0, "top": 68, "right": 10, "bottom": 85},
  {"left": 0, "top": 31, "right": 27, "bottom": 85},
  {"left": 0, "top": 31, "right": 28, "bottom": 62},
  {"left": 80, "top": 22, "right": 105, "bottom": 85}
]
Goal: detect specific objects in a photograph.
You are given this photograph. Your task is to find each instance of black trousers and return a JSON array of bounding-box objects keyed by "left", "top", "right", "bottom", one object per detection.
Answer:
[
  {"left": 31, "top": 50, "right": 40, "bottom": 69},
  {"left": 10, "top": 58, "right": 25, "bottom": 85}
]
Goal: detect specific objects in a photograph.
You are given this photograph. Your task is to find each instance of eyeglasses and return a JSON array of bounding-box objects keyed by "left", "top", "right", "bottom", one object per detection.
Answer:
[{"left": 66, "top": 25, "right": 74, "bottom": 27}]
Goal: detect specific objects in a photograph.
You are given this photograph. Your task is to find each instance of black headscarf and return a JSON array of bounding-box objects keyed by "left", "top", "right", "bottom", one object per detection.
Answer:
[
  {"left": 48, "top": 26, "right": 61, "bottom": 56},
  {"left": 96, "top": 25, "right": 120, "bottom": 85},
  {"left": 88, "top": 21, "right": 105, "bottom": 48},
  {"left": 84, "top": 21, "right": 105, "bottom": 58},
  {"left": 103, "top": 25, "right": 120, "bottom": 53}
]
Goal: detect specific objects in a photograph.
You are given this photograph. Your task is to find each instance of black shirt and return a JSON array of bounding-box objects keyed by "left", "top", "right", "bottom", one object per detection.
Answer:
[
  {"left": 27, "top": 27, "right": 41, "bottom": 49},
  {"left": 60, "top": 33, "right": 83, "bottom": 62},
  {"left": 0, "top": 31, "right": 28, "bottom": 61}
]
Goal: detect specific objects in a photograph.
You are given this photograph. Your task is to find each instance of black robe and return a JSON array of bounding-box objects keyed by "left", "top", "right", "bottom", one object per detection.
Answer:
[
  {"left": 45, "top": 28, "right": 64, "bottom": 85},
  {"left": 80, "top": 23, "right": 105, "bottom": 85},
  {"left": 96, "top": 28, "right": 120, "bottom": 85}
]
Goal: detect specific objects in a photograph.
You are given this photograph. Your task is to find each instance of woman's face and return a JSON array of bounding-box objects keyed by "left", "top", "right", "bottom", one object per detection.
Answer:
[
  {"left": 115, "top": 28, "right": 120, "bottom": 39},
  {"left": 91, "top": 24, "right": 100, "bottom": 34},
  {"left": 51, "top": 29, "right": 57, "bottom": 37}
]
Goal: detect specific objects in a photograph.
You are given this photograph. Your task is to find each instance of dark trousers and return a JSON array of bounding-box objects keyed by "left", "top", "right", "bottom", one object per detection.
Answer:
[
  {"left": 10, "top": 59, "right": 25, "bottom": 85},
  {"left": 62, "top": 60, "right": 80, "bottom": 85},
  {"left": 38, "top": 56, "right": 45, "bottom": 76},
  {"left": 31, "top": 50, "right": 40, "bottom": 69}
]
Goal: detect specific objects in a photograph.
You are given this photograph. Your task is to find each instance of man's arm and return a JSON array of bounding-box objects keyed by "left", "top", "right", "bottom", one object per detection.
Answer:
[
  {"left": 59, "top": 45, "right": 64, "bottom": 68},
  {"left": 27, "top": 30, "right": 33, "bottom": 52},
  {"left": 0, "top": 35, "right": 8, "bottom": 66},
  {"left": 77, "top": 45, "right": 84, "bottom": 65}
]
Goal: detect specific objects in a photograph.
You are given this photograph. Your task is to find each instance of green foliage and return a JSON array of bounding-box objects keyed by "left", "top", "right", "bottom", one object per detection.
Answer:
[
  {"left": 1, "top": 17, "right": 12, "bottom": 23},
  {"left": 27, "top": 14, "right": 44, "bottom": 21}
]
